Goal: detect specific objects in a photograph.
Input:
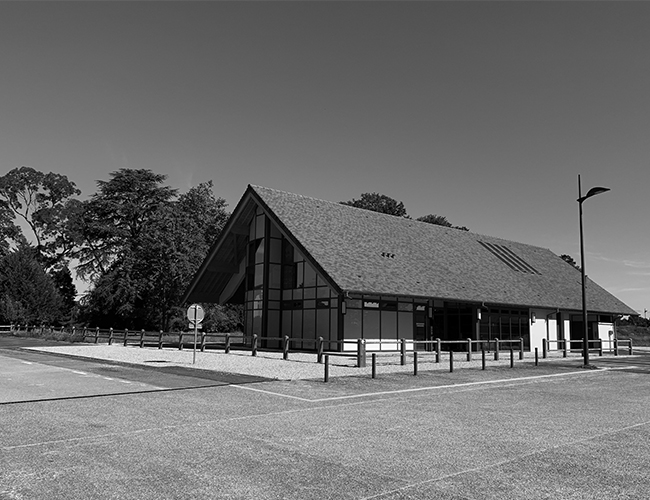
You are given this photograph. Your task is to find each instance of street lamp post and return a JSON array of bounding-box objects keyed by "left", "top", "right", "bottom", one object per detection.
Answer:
[{"left": 577, "top": 174, "right": 610, "bottom": 367}]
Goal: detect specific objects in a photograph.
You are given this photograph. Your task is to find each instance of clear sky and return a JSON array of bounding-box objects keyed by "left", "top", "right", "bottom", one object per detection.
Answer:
[{"left": 1, "top": 2, "right": 649, "bottom": 316}]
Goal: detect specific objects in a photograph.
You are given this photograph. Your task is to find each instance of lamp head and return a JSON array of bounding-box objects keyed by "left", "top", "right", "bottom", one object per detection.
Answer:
[{"left": 578, "top": 186, "right": 610, "bottom": 203}]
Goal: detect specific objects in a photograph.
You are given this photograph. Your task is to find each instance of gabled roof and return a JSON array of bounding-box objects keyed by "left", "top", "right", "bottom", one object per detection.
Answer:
[{"left": 185, "top": 185, "right": 636, "bottom": 316}]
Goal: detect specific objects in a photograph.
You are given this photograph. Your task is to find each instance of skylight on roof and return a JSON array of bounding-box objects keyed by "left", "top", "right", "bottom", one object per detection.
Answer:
[{"left": 478, "top": 241, "right": 541, "bottom": 275}]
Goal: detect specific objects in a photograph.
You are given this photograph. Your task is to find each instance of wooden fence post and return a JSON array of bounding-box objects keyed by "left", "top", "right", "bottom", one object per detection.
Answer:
[
  {"left": 139, "top": 329, "right": 145, "bottom": 348},
  {"left": 563, "top": 339, "right": 568, "bottom": 358},
  {"left": 413, "top": 351, "right": 418, "bottom": 376},
  {"left": 357, "top": 338, "right": 366, "bottom": 368},
  {"left": 467, "top": 338, "right": 472, "bottom": 362},
  {"left": 158, "top": 330, "right": 163, "bottom": 349},
  {"left": 400, "top": 338, "right": 406, "bottom": 366},
  {"left": 283, "top": 335, "right": 290, "bottom": 360},
  {"left": 494, "top": 338, "right": 499, "bottom": 360},
  {"left": 629, "top": 339, "right": 633, "bottom": 355},
  {"left": 178, "top": 332, "right": 184, "bottom": 350},
  {"left": 123, "top": 329, "right": 128, "bottom": 347},
  {"left": 519, "top": 338, "right": 524, "bottom": 360},
  {"left": 252, "top": 334, "right": 258, "bottom": 356},
  {"left": 317, "top": 336, "right": 324, "bottom": 363},
  {"left": 95, "top": 327, "right": 99, "bottom": 344},
  {"left": 614, "top": 338, "right": 618, "bottom": 356},
  {"left": 225, "top": 333, "right": 231, "bottom": 354},
  {"left": 542, "top": 338, "right": 547, "bottom": 359},
  {"left": 108, "top": 328, "right": 114, "bottom": 345},
  {"left": 200, "top": 332, "right": 206, "bottom": 352},
  {"left": 435, "top": 338, "right": 441, "bottom": 363}
]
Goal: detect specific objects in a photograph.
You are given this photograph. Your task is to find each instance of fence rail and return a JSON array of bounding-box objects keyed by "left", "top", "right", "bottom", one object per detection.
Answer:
[{"left": 5, "top": 324, "right": 636, "bottom": 368}]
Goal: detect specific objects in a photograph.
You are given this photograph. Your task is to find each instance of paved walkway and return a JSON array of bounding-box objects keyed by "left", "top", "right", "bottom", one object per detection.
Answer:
[{"left": 26, "top": 342, "right": 604, "bottom": 380}]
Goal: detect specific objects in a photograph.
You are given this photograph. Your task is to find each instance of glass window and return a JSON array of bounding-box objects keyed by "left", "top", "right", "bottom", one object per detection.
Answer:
[
  {"left": 347, "top": 299, "right": 362, "bottom": 309},
  {"left": 292, "top": 310, "right": 302, "bottom": 340},
  {"left": 281, "top": 310, "right": 291, "bottom": 336},
  {"left": 317, "top": 287, "right": 330, "bottom": 298},
  {"left": 398, "top": 303, "right": 413, "bottom": 312},
  {"left": 304, "top": 262, "right": 317, "bottom": 287},
  {"left": 282, "top": 264, "right": 295, "bottom": 290},
  {"left": 381, "top": 301, "right": 397, "bottom": 311},
  {"left": 269, "top": 222, "right": 281, "bottom": 238},
  {"left": 292, "top": 289, "right": 303, "bottom": 300},
  {"left": 267, "top": 310, "right": 280, "bottom": 338},
  {"left": 316, "top": 299, "right": 330, "bottom": 308},
  {"left": 269, "top": 239, "right": 282, "bottom": 264},
  {"left": 363, "top": 309, "right": 380, "bottom": 339},
  {"left": 295, "top": 262, "right": 304, "bottom": 288},
  {"left": 268, "top": 264, "right": 281, "bottom": 289},
  {"left": 255, "top": 240, "right": 265, "bottom": 264},
  {"left": 344, "top": 309, "right": 362, "bottom": 339},
  {"left": 303, "top": 309, "right": 316, "bottom": 340},
  {"left": 398, "top": 312, "right": 413, "bottom": 339},
  {"left": 303, "top": 299, "right": 316, "bottom": 309},
  {"left": 330, "top": 309, "right": 338, "bottom": 341},
  {"left": 255, "top": 215, "right": 265, "bottom": 239},
  {"left": 381, "top": 311, "right": 397, "bottom": 340},
  {"left": 303, "top": 287, "right": 316, "bottom": 299},
  {"left": 364, "top": 300, "right": 380, "bottom": 309},
  {"left": 317, "top": 309, "right": 330, "bottom": 341},
  {"left": 254, "top": 264, "right": 264, "bottom": 289}
]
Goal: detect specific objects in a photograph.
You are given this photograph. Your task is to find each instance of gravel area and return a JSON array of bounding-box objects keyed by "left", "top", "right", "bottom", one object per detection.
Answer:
[{"left": 26, "top": 343, "right": 592, "bottom": 380}]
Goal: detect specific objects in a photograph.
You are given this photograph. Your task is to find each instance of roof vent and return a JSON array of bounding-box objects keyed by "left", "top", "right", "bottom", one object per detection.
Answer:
[{"left": 478, "top": 241, "right": 540, "bottom": 275}]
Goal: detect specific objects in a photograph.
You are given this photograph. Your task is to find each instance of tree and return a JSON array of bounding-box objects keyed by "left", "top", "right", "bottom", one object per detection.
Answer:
[
  {"left": 560, "top": 254, "right": 580, "bottom": 270},
  {"left": 78, "top": 173, "right": 229, "bottom": 331},
  {"left": 0, "top": 246, "right": 64, "bottom": 325},
  {"left": 0, "top": 166, "right": 81, "bottom": 267},
  {"left": 71, "top": 169, "right": 177, "bottom": 281},
  {"left": 417, "top": 214, "right": 469, "bottom": 231},
  {"left": 341, "top": 193, "right": 408, "bottom": 217}
]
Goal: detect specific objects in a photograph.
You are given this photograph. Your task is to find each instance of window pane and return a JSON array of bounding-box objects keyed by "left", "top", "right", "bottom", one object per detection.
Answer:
[
  {"left": 255, "top": 239, "right": 265, "bottom": 264},
  {"left": 303, "top": 309, "right": 316, "bottom": 341},
  {"left": 267, "top": 310, "right": 280, "bottom": 338},
  {"left": 282, "top": 310, "right": 291, "bottom": 336},
  {"left": 269, "top": 238, "right": 282, "bottom": 264},
  {"left": 330, "top": 309, "right": 338, "bottom": 342},
  {"left": 363, "top": 309, "right": 380, "bottom": 339},
  {"left": 268, "top": 264, "right": 281, "bottom": 289},
  {"left": 304, "top": 262, "right": 317, "bottom": 287},
  {"left": 255, "top": 215, "right": 265, "bottom": 239},
  {"left": 269, "top": 222, "right": 281, "bottom": 238},
  {"left": 295, "top": 262, "right": 304, "bottom": 288},
  {"left": 317, "top": 287, "right": 330, "bottom": 298},
  {"left": 292, "top": 310, "right": 302, "bottom": 340},
  {"left": 398, "top": 312, "right": 413, "bottom": 339},
  {"left": 344, "top": 309, "right": 361, "bottom": 340},
  {"left": 254, "top": 264, "right": 264, "bottom": 289},
  {"left": 317, "top": 309, "right": 330, "bottom": 342},
  {"left": 381, "top": 311, "right": 397, "bottom": 341}
]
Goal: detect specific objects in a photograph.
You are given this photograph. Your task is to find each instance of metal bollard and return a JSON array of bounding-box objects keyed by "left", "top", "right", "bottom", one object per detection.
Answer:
[
  {"left": 414, "top": 351, "right": 418, "bottom": 376},
  {"left": 324, "top": 354, "right": 329, "bottom": 383},
  {"left": 252, "top": 334, "right": 258, "bottom": 356},
  {"left": 372, "top": 353, "right": 377, "bottom": 379},
  {"left": 450, "top": 350, "right": 454, "bottom": 373}
]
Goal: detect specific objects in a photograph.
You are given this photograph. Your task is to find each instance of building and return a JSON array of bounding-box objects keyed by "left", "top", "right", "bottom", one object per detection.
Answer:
[{"left": 183, "top": 185, "right": 636, "bottom": 352}]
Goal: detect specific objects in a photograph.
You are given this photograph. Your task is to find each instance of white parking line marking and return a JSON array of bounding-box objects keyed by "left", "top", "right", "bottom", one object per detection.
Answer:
[{"left": 231, "top": 367, "right": 627, "bottom": 403}]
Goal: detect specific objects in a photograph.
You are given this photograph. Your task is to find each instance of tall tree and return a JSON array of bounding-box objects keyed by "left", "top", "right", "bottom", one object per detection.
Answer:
[
  {"left": 341, "top": 193, "right": 408, "bottom": 217},
  {"left": 560, "top": 254, "right": 580, "bottom": 270},
  {"left": 0, "top": 246, "right": 64, "bottom": 325},
  {"left": 0, "top": 166, "right": 81, "bottom": 266},
  {"left": 78, "top": 173, "right": 229, "bottom": 330}
]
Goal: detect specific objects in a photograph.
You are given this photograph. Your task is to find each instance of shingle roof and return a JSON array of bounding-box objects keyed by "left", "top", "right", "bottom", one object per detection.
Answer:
[{"left": 252, "top": 185, "right": 635, "bottom": 315}]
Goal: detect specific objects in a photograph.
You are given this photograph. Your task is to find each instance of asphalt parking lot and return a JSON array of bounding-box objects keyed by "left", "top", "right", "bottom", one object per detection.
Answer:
[{"left": 1, "top": 336, "right": 650, "bottom": 499}]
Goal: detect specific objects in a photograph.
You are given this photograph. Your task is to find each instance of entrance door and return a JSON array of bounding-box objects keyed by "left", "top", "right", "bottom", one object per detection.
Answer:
[{"left": 414, "top": 304, "right": 429, "bottom": 350}]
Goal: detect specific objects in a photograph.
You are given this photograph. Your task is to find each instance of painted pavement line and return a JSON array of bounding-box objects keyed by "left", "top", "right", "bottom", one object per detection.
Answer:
[
  {"left": 359, "top": 414, "right": 650, "bottom": 500},
  {"left": 230, "top": 366, "right": 635, "bottom": 403}
]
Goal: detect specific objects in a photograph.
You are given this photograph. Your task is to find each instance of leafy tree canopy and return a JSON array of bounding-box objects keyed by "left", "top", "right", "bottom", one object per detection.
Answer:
[
  {"left": 560, "top": 254, "right": 580, "bottom": 270},
  {"left": 341, "top": 193, "right": 408, "bottom": 217},
  {"left": 0, "top": 166, "right": 80, "bottom": 266}
]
